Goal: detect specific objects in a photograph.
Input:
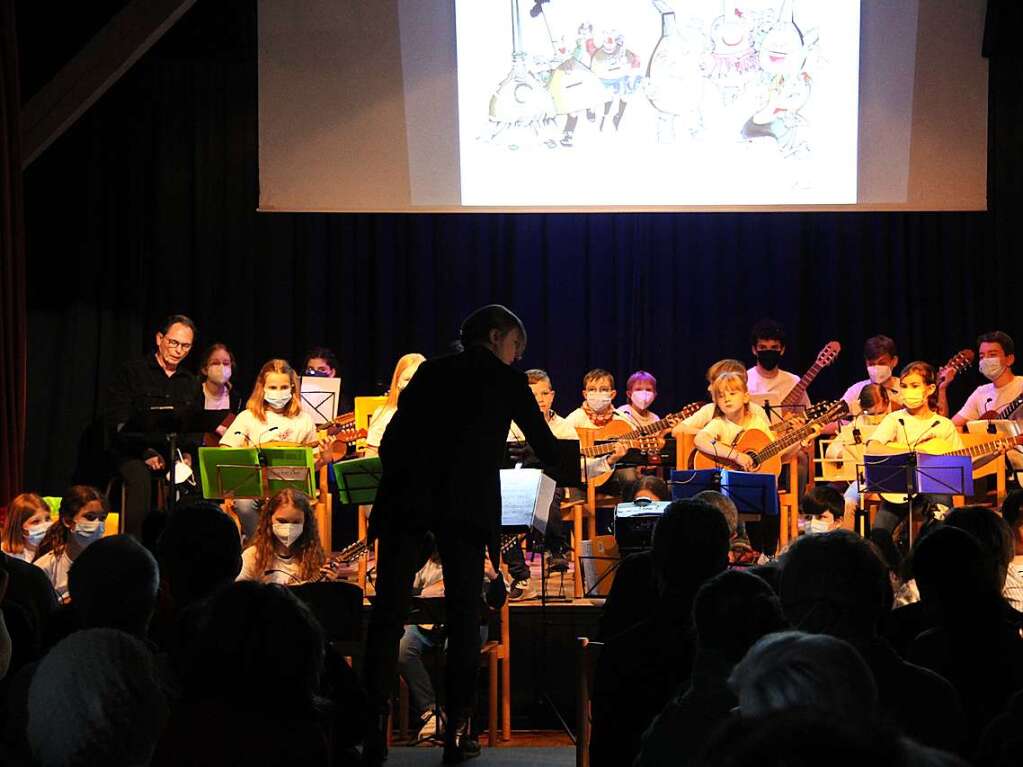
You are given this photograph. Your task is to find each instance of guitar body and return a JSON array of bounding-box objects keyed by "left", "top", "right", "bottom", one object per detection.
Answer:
[
  {"left": 690, "top": 428, "right": 781, "bottom": 476},
  {"left": 577, "top": 420, "right": 633, "bottom": 486}
]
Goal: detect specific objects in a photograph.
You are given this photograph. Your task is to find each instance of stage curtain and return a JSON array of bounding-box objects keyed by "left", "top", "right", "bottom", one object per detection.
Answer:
[
  {"left": 17, "top": 0, "right": 1023, "bottom": 494},
  {"left": 0, "top": 0, "right": 26, "bottom": 506}
]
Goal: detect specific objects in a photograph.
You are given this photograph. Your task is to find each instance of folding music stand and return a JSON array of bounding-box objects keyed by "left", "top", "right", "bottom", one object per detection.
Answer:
[
  {"left": 861, "top": 452, "right": 973, "bottom": 546},
  {"left": 261, "top": 446, "right": 317, "bottom": 497},
  {"left": 333, "top": 456, "right": 383, "bottom": 589},
  {"left": 198, "top": 447, "right": 264, "bottom": 500},
  {"left": 671, "top": 469, "right": 780, "bottom": 517}
]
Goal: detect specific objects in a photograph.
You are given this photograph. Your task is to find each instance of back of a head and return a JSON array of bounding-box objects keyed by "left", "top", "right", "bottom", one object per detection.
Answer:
[
  {"left": 186, "top": 581, "right": 325, "bottom": 709},
  {"left": 157, "top": 501, "right": 242, "bottom": 607},
  {"left": 945, "top": 506, "right": 1014, "bottom": 587},
  {"left": 729, "top": 631, "right": 878, "bottom": 731},
  {"left": 693, "top": 490, "right": 739, "bottom": 536},
  {"left": 1002, "top": 490, "right": 1023, "bottom": 531},
  {"left": 913, "top": 525, "right": 997, "bottom": 608},
  {"left": 459, "top": 304, "right": 525, "bottom": 348},
  {"left": 652, "top": 499, "right": 730, "bottom": 600},
  {"left": 693, "top": 570, "right": 787, "bottom": 664},
  {"left": 27, "top": 628, "right": 167, "bottom": 767},
  {"left": 68, "top": 535, "right": 159, "bottom": 636},
  {"left": 633, "top": 475, "right": 670, "bottom": 501},
  {"left": 779, "top": 530, "right": 891, "bottom": 641}
]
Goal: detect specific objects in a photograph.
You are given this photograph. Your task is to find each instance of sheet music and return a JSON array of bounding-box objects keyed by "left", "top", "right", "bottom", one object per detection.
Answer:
[
  {"left": 300, "top": 376, "right": 341, "bottom": 425},
  {"left": 500, "top": 468, "right": 555, "bottom": 532}
]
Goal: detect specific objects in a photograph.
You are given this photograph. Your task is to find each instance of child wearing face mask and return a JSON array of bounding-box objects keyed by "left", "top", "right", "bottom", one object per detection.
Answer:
[
  {"left": 801, "top": 485, "right": 847, "bottom": 535},
  {"left": 237, "top": 489, "right": 325, "bottom": 584},
  {"left": 826, "top": 384, "right": 892, "bottom": 515},
  {"left": 694, "top": 372, "right": 776, "bottom": 471},
  {"left": 840, "top": 335, "right": 903, "bottom": 416},
  {"left": 365, "top": 353, "right": 426, "bottom": 457},
  {"left": 867, "top": 361, "right": 964, "bottom": 551},
  {"left": 616, "top": 371, "right": 660, "bottom": 429},
  {"left": 2, "top": 493, "right": 54, "bottom": 563},
  {"left": 32, "top": 486, "right": 109, "bottom": 601},
  {"left": 199, "top": 343, "right": 243, "bottom": 437},
  {"left": 220, "top": 359, "right": 324, "bottom": 539},
  {"left": 745, "top": 319, "right": 811, "bottom": 421},
  {"left": 564, "top": 369, "right": 632, "bottom": 431}
]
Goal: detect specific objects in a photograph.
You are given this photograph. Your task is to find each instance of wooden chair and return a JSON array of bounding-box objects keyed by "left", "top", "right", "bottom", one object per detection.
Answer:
[
  {"left": 316, "top": 463, "right": 332, "bottom": 552},
  {"left": 961, "top": 431, "right": 1010, "bottom": 508},
  {"left": 354, "top": 395, "right": 388, "bottom": 453},
  {"left": 576, "top": 637, "right": 604, "bottom": 767},
  {"left": 560, "top": 497, "right": 587, "bottom": 597},
  {"left": 396, "top": 599, "right": 512, "bottom": 745}
]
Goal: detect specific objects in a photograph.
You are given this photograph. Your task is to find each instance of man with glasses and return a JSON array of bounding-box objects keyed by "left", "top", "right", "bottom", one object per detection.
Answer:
[{"left": 105, "top": 314, "right": 203, "bottom": 538}]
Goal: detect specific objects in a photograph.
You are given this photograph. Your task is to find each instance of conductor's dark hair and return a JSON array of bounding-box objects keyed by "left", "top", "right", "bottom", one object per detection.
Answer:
[
  {"left": 750, "top": 318, "right": 786, "bottom": 347},
  {"left": 459, "top": 305, "right": 526, "bottom": 348},
  {"left": 159, "top": 314, "right": 197, "bottom": 336}
]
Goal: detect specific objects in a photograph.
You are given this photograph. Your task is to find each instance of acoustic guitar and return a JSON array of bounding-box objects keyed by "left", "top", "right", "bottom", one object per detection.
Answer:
[
  {"left": 771, "top": 341, "right": 841, "bottom": 435},
  {"left": 263, "top": 412, "right": 367, "bottom": 460},
  {"left": 691, "top": 400, "right": 849, "bottom": 476},
  {"left": 937, "top": 348, "right": 976, "bottom": 388},
  {"left": 979, "top": 391, "right": 1023, "bottom": 421},
  {"left": 874, "top": 433, "right": 1023, "bottom": 503}
]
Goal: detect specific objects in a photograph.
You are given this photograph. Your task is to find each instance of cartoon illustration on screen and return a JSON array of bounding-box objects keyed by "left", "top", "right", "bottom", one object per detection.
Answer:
[{"left": 544, "top": 27, "right": 606, "bottom": 146}]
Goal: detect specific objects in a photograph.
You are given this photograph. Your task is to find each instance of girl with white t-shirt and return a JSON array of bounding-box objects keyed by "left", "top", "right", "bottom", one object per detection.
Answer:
[
  {"left": 32, "top": 486, "right": 109, "bottom": 602},
  {"left": 867, "top": 361, "right": 964, "bottom": 542},
  {"left": 2, "top": 493, "right": 53, "bottom": 563},
  {"left": 693, "top": 372, "right": 775, "bottom": 471},
  {"left": 365, "top": 353, "right": 425, "bottom": 457},
  {"left": 237, "top": 489, "right": 326, "bottom": 585},
  {"left": 220, "top": 359, "right": 327, "bottom": 539}
]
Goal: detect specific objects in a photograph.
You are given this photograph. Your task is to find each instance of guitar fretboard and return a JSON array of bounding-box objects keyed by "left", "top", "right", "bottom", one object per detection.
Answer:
[
  {"left": 943, "top": 434, "right": 1023, "bottom": 459},
  {"left": 997, "top": 394, "right": 1023, "bottom": 420},
  {"left": 781, "top": 361, "right": 824, "bottom": 408},
  {"left": 577, "top": 401, "right": 705, "bottom": 458}
]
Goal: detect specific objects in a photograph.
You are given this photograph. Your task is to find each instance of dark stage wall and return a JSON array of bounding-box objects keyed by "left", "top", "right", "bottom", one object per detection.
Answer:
[{"left": 20, "top": 1, "right": 1023, "bottom": 494}]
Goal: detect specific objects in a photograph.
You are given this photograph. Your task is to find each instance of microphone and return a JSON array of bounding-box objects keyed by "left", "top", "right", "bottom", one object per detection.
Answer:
[{"left": 984, "top": 397, "right": 996, "bottom": 434}]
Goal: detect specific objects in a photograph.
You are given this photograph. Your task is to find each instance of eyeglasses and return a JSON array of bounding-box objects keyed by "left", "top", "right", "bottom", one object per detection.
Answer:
[{"left": 165, "top": 339, "right": 193, "bottom": 351}]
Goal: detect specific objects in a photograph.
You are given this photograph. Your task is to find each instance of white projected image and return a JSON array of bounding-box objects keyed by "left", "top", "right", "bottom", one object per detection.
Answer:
[{"left": 455, "top": 0, "right": 860, "bottom": 206}]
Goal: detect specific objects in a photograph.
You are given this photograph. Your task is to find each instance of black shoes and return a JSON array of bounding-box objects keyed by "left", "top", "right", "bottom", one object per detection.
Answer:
[{"left": 442, "top": 717, "right": 481, "bottom": 764}]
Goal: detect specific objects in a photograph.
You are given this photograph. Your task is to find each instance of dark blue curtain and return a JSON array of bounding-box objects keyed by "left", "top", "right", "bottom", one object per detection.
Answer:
[{"left": 20, "top": 1, "right": 1023, "bottom": 494}]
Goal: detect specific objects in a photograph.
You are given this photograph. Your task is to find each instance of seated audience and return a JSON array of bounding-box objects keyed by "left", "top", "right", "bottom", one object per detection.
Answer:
[
  {"left": 26, "top": 628, "right": 168, "bottom": 767},
  {"left": 635, "top": 570, "right": 787, "bottom": 767},
  {"left": 590, "top": 499, "right": 730, "bottom": 767},
  {"left": 907, "top": 525, "right": 1023, "bottom": 752},
  {"left": 68, "top": 535, "right": 159, "bottom": 638},
  {"left": 693, "top": 489, "right": 761, "bottom": 565},
  {"left": 1003, "top": 489, "right": 1023, "bottom": 597},
  {"left": 1, "top": 493, "right": 52, "bottom": 563},
  {"left": 779, "top": 530, "right": 966, "bottom": 753},
  {"left": 944, "top": 505, "right": 1023, "bottom": 613},
  {"left": 598, "top": 475, "right": 672, "bottom": 639},
  {"left": 237, "top": 489, "right": 326, "bottom": 585},
  {"left": 32, "top": 486, "right": 108, "bottom": 602},
  {"left": 153, "top": 582, "right": 331, "bottom": 766}
]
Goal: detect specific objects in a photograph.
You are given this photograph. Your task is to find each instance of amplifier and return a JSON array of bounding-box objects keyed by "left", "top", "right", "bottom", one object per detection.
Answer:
[{"left": 613, "top": 499, "right": 671, "bottom": 553}]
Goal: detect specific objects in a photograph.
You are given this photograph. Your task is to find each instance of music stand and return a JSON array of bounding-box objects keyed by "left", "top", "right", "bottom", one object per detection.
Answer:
[
  {"left": 334, "top": 456, "right": 383, "bottom": 588},
  {"left": 198, "top": 447, "right": 264, "bottom": 499},
  {"left": 861, "top": 452, "right": 973, "bottom": 546},
  {"left": 671, "top": 469, "right": 780, "bottom": 517}
]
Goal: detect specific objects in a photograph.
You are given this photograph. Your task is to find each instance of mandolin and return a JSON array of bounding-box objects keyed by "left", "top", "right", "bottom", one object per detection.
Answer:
[
  {"left": 979, "top": 392, "right": 1023, "bottom": 421},
  {"left": 692, "top": 400, "right": 849, "bottom": 476},
  {"left": 262, "top": 412, "right": 367, "bottom": 460}
]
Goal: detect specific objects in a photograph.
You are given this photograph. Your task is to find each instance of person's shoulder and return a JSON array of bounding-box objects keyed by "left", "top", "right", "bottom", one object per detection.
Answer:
[
  {"left": 842, "top": 379, "right": 867, "bottom": 400},
  {"left": 2, "top": 549, "right": 53, "bottom": 585},
  {"left": 563, "top": 408, "right": 588, "bottom": 428}
]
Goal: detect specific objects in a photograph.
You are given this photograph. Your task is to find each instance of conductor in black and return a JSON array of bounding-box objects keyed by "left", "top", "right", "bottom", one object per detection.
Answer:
[{"left": 363, "top": 305, "right": 561, "bottom": 764}]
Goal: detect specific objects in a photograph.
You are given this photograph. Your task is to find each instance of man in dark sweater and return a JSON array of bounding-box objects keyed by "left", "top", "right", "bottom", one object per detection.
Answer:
[
  {"left": 104, "top": 314, "right": 202, "bottom": 538},
  {"left": 363, "top": 305, "right": 561, "bottom": 764}
]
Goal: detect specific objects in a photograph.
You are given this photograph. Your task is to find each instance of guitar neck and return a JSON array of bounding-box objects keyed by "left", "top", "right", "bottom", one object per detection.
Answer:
[
  {"left": 754, "top": 420, "right": 817, "bottom": 463},
  {"left": 780, "top": 363, "right": 822, "bottom": 407},
  {"left": 944, "top": 434, "right": 1023, "bottom": 459},
  {"left": 577, "top": 402, "right": 704, "bottom": 458},
  {"left": 997, "top": 394, "right": 1023, "bottom": 419}
]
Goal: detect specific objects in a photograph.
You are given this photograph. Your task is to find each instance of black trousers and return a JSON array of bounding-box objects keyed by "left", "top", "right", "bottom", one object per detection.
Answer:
[
  {"left": 117, "top": 457, "right": 153, "bottom": 539},
  {"left": 365, "top": 521, "right": 485, "bottom": 720}
]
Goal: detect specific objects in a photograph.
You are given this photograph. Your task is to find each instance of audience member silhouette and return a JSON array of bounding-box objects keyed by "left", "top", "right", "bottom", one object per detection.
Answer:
[
  {"left": 26, "top": 628, "right": 167, "bottom": 767},
  {"left": 779, "top": 530, "right": 966, "bottom": 752},
  {"left": 907, "top": 525, "right": 1023, "bottom": 753},
  {"left": 635, "top": 569, "right": 787, "bottom": 767},
  {"left": 589, "top": 499, "right": 730, "bottom": 767}
]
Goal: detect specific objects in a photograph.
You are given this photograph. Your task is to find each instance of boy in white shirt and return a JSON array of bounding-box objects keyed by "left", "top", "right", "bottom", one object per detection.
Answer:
[
  {"left": 746, "top": 319, "right": 811, "bottom": 423},
  {"left": 938, "top": 331, "right": 1023, "bottom": 475},
  {"left": 840, "top": 335, "right": 903, "bottom": 416}
]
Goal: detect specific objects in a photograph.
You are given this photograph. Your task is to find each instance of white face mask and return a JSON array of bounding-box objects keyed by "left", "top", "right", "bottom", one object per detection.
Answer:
[
  {"left": 264, "top": 390, "right": 292, "bottom": 409},
  {"left": 807, "top": 518, "right": 832, "bottom": 535},
  {"left": 24, "top": 521, "right": 52, "bottom": 546},
  {"left": 273, "top": 522, "right": 304, "bottom": 548},
  {"left": 867, "top": 365, "right": 892, "bottom": 385},
  {"left": 208, "top": 365, "right": 232, "bottom": 385},
  {"left": 74, "top": 518, "right": 105, "bottom": 543},
  {"left": 630, "top": 390, "right": 655, "bottom": 410},
  {"left": 585, "top": 393, "right": 613, "bottom": 412},
  {"left": 979, "top": 358, "right": 1006, "bottom": 382}
]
